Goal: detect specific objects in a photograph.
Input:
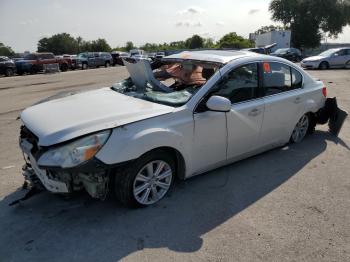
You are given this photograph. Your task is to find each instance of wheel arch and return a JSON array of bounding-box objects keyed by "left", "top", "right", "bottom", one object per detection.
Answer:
[{"left": 96, "top": 127, "right": 190, "bottom": 179}]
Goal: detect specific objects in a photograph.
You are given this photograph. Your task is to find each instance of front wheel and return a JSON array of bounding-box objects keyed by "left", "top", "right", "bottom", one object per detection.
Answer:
[
  {"left": 114, "top": 150, "right": 175, "bottom": 208},
  {"left": 105, "top": 61, "right": 110, "bottom": 68},
  {"left": 290, "top": 114, "right": 310, "bottom": 143},
  {"left": 345, "top": 61, "right": 350, "bottom": 69},
  {"left": 5, "top": 68, "right": 14, "bottom": 77},
  {"left": 319, "top": 61, "right": 329, "bottom": 70}
]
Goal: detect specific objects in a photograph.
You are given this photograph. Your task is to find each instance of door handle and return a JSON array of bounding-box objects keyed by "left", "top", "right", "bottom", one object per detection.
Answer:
[
  {"left": 248, "top": 108, "right": 261, "bottom": 116},
  {"left": 294, "top": 97, "right": 301, "bottom": 104}
]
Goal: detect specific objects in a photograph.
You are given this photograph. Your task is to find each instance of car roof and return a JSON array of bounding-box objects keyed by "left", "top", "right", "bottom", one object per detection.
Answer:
[{"left": 163, "top": 50, "right": 261, "bottom": 64}]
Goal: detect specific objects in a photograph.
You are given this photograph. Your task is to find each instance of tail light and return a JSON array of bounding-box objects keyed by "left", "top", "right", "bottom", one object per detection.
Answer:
[{"left": 322, "top": 87, "right": 327, "bottom": 97}]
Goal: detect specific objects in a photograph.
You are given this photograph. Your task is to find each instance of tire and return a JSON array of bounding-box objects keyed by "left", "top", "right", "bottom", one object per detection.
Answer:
[
  {"left": 105, "top": 61, "right": 110, "bottom": 68},
  {"left": 29, "top": 66, "right": 37, "bottom": 75},
  {"left": 5, "top": 68, "right": 14, "bottom": 77},
  {"left": 345, "top": 61, "right": 350, "bottom": 69},
  {"left": 290, "top": 114, "right": 310, "bottom": 143},
  {"left": 82, "top": 63, "right": 88, "bottom": 70},
  {"left": 319, "top": 61, "right": 329, "bottom": 70},
  {"left": 60, "top": 63, "right": 68, "bottom": 72},
  {"left": 114, "top": 149, "right": 175, "bottom": 208}
]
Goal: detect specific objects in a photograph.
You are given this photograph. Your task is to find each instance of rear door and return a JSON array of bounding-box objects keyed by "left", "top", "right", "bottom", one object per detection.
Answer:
[
  {"left": 329, "top": 49, "right": 347, "bottom": 67},
  {"left": 260, "top": 62, "right": 305, "bottom": 147}
]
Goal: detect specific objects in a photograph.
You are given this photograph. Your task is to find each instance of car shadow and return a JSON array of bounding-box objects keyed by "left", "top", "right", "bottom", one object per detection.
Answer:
[{"left": 0, "top": 131, "right": 344, "bottom": 262}]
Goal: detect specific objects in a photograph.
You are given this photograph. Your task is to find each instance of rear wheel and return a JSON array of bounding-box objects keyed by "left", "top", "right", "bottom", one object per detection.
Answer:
[
  {"left": 105, "top": 61, "right": 110, "bottom": 68},
  {"left": 290, "top": 114, "right": 310, "bottom": 143},
  {"left": 114, "top": 150, "right": 175, "bottom": 208},
  {"left": 5, "top": 68, "right": 14, "bottom": 77},
  {"left": 319, "top": 61, "right": 329, "bottom": 70}
]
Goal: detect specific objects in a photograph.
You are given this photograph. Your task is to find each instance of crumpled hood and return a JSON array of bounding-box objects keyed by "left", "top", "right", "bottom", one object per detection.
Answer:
[
  {"left": 21, "top": 87, "right": 174, "bottom": 146},
  {"left": 303, "top": 56, "right": 324, "bottom": 62}
]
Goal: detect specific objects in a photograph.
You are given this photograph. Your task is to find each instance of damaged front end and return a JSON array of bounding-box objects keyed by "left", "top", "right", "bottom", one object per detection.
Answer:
[{"left": 18, "top": 126, "right": 112, "bottom": 202}]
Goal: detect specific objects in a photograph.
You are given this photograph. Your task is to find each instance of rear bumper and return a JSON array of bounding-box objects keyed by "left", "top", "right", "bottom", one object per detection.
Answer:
[{"left": 315, "top": 97, "right": 348, "bottom": 136}]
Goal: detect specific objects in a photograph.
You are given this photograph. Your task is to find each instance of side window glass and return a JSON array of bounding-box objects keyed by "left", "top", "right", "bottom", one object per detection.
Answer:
[
  {"left": 213, "top": 63, "right": 258, "bottom": 104},
  {"left": 291, "top": 68, "right": 303, "bottom": 89},
  {"left": 263, "top": 62, "right": 292, "bottom": 96}
]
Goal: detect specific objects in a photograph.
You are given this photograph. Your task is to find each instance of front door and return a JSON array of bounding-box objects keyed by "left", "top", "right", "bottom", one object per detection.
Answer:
[{"left": 212, "top": 62, "right": 265, "bottom": 160}]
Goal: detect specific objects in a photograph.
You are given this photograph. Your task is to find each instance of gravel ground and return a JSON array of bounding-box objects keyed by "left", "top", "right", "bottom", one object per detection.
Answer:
[{"left": 0, "top": 67, "right": 349, "bottom": 262}]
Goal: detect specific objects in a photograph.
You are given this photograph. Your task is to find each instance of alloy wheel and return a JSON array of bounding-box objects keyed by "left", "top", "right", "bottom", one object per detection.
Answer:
[
  {"left": 133, "top": 160, "right": 173, "bottom": 205},
  {"left": 291, "top": 115, "right": 309, "bottom": 143}
]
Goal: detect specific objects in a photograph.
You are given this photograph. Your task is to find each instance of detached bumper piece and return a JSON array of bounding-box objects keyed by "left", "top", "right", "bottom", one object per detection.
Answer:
[{"left": 316, "top": 97, "right": 348, "bottom": 136}]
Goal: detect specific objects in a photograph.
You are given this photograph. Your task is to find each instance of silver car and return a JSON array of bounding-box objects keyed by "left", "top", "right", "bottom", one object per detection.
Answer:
[
  {"left": 19, "top": 51, "right": 343, "bottom": 207},
  {"left": 301, "top": 47, "right": 350, "bottom": 69}
]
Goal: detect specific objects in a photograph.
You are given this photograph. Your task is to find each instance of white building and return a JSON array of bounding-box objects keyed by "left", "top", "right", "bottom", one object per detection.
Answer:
[{"left": 255, "top": 31, "right": 291, "bottom": 52}]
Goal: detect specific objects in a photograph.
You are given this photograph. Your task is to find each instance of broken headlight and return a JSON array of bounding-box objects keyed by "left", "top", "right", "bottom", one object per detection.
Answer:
[{"left": 37, "top": 130, "right": 111, "bottom": 168}]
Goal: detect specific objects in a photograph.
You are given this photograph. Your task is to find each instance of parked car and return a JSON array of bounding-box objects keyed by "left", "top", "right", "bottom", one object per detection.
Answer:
[
  {"left": 19, "top": 50, "right": 343, "bottom": 208},
  {"left": 111, "top": 51, "right": 129, "bottom": 66},
  {"left": 76, "top": 52, "right": 112, "bottom": 69},
  {"left": 15, "top": 53, "right": 70, "bottom": 74},
  {"left": 62, "top": 54, "right": 78, "bottom": 70},
  {"left": 270, "top": 48, "right": 303, "bottom": 62},
  {"left": 301, "top": 47, "right": 350, "bottom": 69},
  {"left": 0, "top": 56, "right": 16, "bottom": 76}
]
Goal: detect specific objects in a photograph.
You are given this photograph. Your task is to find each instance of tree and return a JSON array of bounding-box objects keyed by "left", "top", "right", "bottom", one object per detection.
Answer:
[
  {"left": 217, "top": 32, "right": 253, "bottom": 49},
  {"left": 255, "top": 25, "right": 286, "bottom": 35},
  {"left": 185, "top": 35, "right": 204, "bottom": 49},
  {"left": 0, "top": 42, "right": 15, "bottom": 56},
  {"left": 38, "top": 33, "right": 79, "bottom": 54},
  {"left": 89, "top": 38, "right": 111, "bottom": 52},
  {"left": 269, "top": 0, "right": 350, "bottom": 49},
  {"left": 125, "top": 41, "right": 135, "bottom": 52}
]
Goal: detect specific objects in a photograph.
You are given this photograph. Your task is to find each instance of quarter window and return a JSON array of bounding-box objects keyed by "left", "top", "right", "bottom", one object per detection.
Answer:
[
  {"left": 212, "top": 63, "right": 258, "bottom": 104},
  {"left": 291, "top": 68, "right": 303, "bottom": 89}
]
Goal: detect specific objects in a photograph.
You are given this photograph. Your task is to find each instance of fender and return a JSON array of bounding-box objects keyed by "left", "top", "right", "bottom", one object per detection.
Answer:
[{"left": 95, "top": 118, "right": 193, "bottom": 176}]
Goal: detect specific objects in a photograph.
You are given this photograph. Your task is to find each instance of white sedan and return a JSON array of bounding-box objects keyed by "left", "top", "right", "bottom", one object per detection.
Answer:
[{"left": 19, "top": 50, "right": 333, "bottom": 207}]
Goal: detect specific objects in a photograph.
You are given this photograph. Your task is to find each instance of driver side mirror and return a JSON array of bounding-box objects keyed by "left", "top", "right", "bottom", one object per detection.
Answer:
[{"left": 206, "top": 96, "right": 231, "bottom": 112}]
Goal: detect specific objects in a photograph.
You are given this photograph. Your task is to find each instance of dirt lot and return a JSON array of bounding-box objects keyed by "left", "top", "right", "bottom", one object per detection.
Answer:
[{"left": 0, "top": 67, "right": 349, "bottom": 262}]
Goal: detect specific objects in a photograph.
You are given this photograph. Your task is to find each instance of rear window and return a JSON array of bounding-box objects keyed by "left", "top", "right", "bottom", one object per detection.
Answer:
[{"left": 263, "top": 62, "right": 302, "bottom": 96}]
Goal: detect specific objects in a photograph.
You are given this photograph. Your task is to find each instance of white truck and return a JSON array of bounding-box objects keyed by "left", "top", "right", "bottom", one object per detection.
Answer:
[{"left": 255, "top": 30, "right": 291, "bottom": 52}]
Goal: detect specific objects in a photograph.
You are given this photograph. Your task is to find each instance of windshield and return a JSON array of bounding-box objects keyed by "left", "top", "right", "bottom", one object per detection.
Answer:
[
  {"left": 111, "top": 59, "right": 219, "bottom": 107},
  {"left": 23, "top": 54, "right": 37, "bottom": 60},
  {"left": 318, "top": 49, "right": 337, "bottom": 57},
  {"left": 274, "top": 48, "right": 289, "bottom": 54}
]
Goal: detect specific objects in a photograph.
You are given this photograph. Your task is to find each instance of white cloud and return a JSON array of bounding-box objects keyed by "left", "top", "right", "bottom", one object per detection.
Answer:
[
  {"left": 216, "top": 21, "right": 225, "bottom": 26},
  {"left": 19, "top": 18, "right": 39, "bottom": 26},
  {"left": 175, "top": 20, "right": 202, "bottom": 27},
  {"left": 178, "top": 6, "right": 205, "bottom": 15},
  {"left": 248, "top": 9, "right": 260, "bottom": 15}
]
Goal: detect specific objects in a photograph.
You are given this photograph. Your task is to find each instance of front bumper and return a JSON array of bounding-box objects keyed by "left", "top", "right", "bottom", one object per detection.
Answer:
[
  {"left": 301, "top": 61, "right": 319, "bottom": 69},
  {"left": 19, "top": 132, "right": 114, "bottom": 199}
]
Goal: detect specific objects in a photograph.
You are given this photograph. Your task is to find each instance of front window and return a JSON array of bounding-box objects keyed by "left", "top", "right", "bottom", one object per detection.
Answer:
[
  {"left": 111, "top": 59, "right": 220, "bottom": 107},
  {"left": 319, "top": 49, "right": 337, "bottom": 57},
  {"left": 211, "top": 63, "right": 259, "bottom": 104}
]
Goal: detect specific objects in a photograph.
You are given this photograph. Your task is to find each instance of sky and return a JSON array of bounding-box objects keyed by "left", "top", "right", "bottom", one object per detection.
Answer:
[{"left": 0, "top": 0, "right": 349, "bottom": 52}]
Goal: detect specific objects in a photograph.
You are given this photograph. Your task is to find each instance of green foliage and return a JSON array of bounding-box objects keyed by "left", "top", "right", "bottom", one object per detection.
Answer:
[
  {"left": 0, "top": 42, "right": 15, "bottom": 56},
  {"left": 185, "top": 35, "right": 204, "bottom": 49},
  {"left": 37, "top": 33, "right": 111, "bottom": 54},
  {"left": 217, "top": 32, "right": 253, "bottom": 49},
  {"left": 269, "top": 0, "right": 350, "bottom": 48},
  {"left": 255, "top": 25, "right": 286, "bottom": 35}
]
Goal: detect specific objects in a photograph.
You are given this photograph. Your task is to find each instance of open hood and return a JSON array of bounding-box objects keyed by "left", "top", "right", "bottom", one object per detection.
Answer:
[{"left": 21, "top": 88, "right": 174, "bottom": 146}]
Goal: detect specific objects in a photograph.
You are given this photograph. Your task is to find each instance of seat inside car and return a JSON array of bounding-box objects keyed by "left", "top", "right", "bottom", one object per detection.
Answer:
[{"left": 263, "top": 72, "right": 285, "bottom": 95}]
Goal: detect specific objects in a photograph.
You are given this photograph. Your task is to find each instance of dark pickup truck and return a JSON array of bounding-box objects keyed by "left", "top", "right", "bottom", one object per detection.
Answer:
[{"left": 15, "top": 53, "right": 71, "bottom": 75}]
